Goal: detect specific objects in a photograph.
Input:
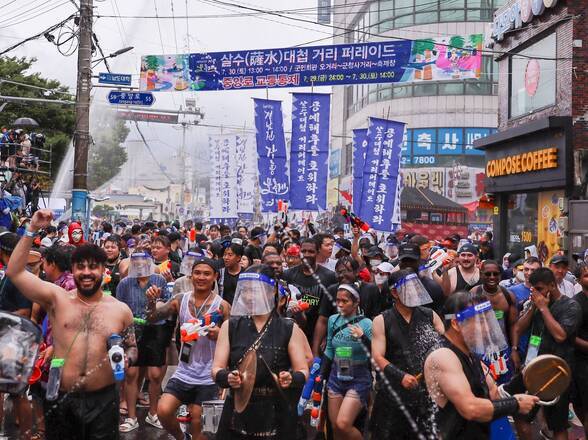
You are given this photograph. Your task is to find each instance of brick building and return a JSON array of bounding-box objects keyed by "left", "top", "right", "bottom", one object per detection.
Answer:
[{"left": 475, "top": 0, "right": 588, "bottom": 263}]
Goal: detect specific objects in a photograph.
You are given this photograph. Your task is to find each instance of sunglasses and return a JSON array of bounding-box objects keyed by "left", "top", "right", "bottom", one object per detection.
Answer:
[{"left": 483, "top": 271, "right": 500, "bottom": 277}]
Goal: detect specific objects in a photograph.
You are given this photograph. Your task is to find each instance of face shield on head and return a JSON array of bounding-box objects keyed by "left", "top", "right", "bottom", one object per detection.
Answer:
[
  {"left": 128, "top": 252, "right": 155, "bottom": 278},
  {"left": 180, "top": 251, "right": 204, "bottom": 275},
  {"left": 449, "top": 300, "right": 508, "bottom": 357},
  {"left": 231, "top": 272, "right": 277, "bottom": 317},
  {"left": 393, "top": 272, "right": 432, "bottom": 307}
]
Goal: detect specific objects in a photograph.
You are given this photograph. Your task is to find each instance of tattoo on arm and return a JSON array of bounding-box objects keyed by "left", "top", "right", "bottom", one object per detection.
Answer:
[
  {"left": 146, "top": 294, "right": 181, "bottom": 322},
  {"left": 121, "top": 324, "right": 138, "bottom": 366}
]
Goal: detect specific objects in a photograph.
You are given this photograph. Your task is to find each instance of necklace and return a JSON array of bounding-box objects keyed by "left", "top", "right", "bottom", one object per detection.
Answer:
[
  {"left": 76, "top": 292, "right": 103, "bottom": 307},
  {"left": 191, "top": 291, "right": 214, "bottom": 318},
  {"left": 482, "top": 286, "right": 499, "bottom": 297}
]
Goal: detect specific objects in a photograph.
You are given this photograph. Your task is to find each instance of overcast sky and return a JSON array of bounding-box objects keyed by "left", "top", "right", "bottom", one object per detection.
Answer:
[{"left": 2, "top": 0, "right": 333, "bottom": 186}]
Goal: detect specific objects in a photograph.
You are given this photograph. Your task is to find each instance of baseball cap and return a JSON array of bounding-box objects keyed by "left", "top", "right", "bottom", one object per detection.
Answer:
[
  {"left": 365, "top": 245, "right": 385, "bottom": 258},
  {"left": 550, "top": 255, "right": 568, "bottom": 266},
  {"left": 458, "top": 243, "right": 479, "bottom": 256},
  {"left": 376, "top": 262, "right": 395, "bottom": 273},
  {"left": 193, "top": 257, "right": 220, "bottom": 273},
  {"left": 398, "top": 243, "right": 420, "bottom": 261},
  {"left": 334, "top": 238, "right": 351, "bottom": 254}
]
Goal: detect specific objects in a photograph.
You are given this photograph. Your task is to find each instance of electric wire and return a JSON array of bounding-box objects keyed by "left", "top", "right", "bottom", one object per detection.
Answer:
[
  {"left": 0, "top": 0, "right": 73, "bottom": 29},
  {"left": 170, "top": 0, "right": 179, "bottom": 53}
]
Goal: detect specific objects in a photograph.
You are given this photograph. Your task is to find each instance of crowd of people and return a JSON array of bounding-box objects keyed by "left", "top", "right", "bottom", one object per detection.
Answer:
[{"left": 0, "top": 209, "right": 586, "bottom": 440}]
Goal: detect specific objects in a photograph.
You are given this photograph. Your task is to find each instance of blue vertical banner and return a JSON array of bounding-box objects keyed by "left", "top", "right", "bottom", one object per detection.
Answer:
[
  {"left": 289, "top": 93, "right": 330, "bottom": 211},
  {"left": 253, "top": 99, "right": 290, "bottom": 212},
  {"left": 359, "top": 118, "right": 405, "bottom": 232},
  {"left": 352, "top": 128, "right": 369, "bottom": 214}
]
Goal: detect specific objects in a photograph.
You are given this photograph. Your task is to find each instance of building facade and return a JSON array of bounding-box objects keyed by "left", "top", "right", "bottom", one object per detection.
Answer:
[
  {"left": 328, "top": 0, "right": 507, "bottom": 231},
  {"left": 476, "top": 0, "right": 588, "bottom": 263}
]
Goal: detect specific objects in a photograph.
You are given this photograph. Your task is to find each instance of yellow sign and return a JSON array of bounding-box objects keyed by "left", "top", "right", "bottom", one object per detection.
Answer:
[
  {"left": 537, "top": 191, "right": 564, "bottom": 264},
  {"left": 486, "top": 148, "right": 558, "bottom": 178}
]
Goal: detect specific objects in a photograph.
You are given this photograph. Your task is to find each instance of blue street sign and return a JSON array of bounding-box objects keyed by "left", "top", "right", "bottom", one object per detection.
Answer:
[
  {"left": 108, "top": 91, "right": 155, "bottom": 106},
  {"left": 98, "top": 72, "right": 132, "bottom": 86}
]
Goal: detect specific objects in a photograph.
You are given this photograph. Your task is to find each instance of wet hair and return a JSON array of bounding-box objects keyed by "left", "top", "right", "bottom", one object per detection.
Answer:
[
  {"left": 529, "top": 267, "right": 556, "bottom": 286},
  {"left": 442, "top": 291, "right": 480, "bottom": 330},
  {"left": 301, "top": 237, "right": 319, "bottom": 251},
  {"left": 314, "top": 233, "right": 333, "bottom": 247},
  {"left": 335, "top": 256, "right": 359, "bottom": 272},
  {"left": 0, "top": 232, "right": 19, "bottom": 254},
  {"left": 152, "top": 236, "right": 171, "bottom": 248},
  {"left": 524, "top": 256, "right": 542, "bottom": 266},
  {"left": 44, "top": 245, "right": 72, "bottom": 273},
  {"left": 224, "top": 243, "right": 245, "bottom": 257},
  {"left": 71, "top": 243, "right": 107, "bottom": 267}
]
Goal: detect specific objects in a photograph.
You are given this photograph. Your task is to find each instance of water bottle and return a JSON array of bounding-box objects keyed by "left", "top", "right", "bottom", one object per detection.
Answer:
[
  {"left": 108, "top": 334, "right": 125, "bottom": 381},
  {"left": 45, "top": 358, "right": 65, "bottom": 401}
]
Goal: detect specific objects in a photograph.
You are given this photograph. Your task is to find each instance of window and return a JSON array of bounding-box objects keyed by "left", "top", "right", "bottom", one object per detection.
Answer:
[
  {"left": 507, "top": 193, "right": 538, "bottom": 253},
  {"left": 509, "top": 33, "right": 557, "bottom": 118}
]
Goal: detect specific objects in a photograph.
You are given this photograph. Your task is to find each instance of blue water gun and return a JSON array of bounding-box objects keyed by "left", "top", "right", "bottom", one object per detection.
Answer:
[{"left": 297, "top": 357, "right": 322, "bottom": 416}]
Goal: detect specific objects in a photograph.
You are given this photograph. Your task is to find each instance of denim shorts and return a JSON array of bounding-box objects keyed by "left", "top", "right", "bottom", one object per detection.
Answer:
[{"left": 327, "top": 368, "right": 372, "bottom": 406}]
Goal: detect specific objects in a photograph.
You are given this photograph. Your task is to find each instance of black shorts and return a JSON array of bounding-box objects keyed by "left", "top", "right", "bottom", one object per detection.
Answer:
[
  {"left": 44, "top": 384, "right": 118, "bottom": 440},
  {"left": 163, "top": 377, "right": 218, "bottom": 405},
  {"left": 136, "top": 324, "right": 171, "bottom": 367}
]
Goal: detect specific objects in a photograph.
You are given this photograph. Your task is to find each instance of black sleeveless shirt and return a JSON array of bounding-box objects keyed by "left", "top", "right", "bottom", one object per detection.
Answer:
[
  {"left": 455, "top": 267, "right": 481, "bottom": 292},
  {"left": 436, "top": 337, "right": 490, "bottom": 439}
]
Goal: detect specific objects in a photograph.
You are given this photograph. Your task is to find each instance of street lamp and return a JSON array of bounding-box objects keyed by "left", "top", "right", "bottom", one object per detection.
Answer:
[{"left": 91, "top": 46, "right": 134, "bottom": 67}]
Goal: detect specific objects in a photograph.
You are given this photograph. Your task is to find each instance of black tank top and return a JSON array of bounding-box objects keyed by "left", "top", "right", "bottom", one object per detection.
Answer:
[
  {"left": 455, "top": 267, "right": 481, "bottom": 292},
  {"left": 436, "top": 337, "right": 490, "bottom": 439}
]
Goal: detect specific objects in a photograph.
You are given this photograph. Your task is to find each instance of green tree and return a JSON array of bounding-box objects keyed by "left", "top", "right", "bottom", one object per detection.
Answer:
[
  {"left": 92, "top": 204, "right": 115, "bottom": 218},
  {"left": 0, "top": 56, "right": 75, "bottom": 179},
  {"left": 88, "top": 118, "right": 129, "bottom": 190}
]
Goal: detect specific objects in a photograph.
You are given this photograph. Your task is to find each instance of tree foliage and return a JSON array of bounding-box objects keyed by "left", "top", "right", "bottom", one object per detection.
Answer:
[
  {"left": 88, "top": 118, "right": 129, "bottom": 190},
  {"left": 0, "top": 56, "right": 75, "bottom": 178}
]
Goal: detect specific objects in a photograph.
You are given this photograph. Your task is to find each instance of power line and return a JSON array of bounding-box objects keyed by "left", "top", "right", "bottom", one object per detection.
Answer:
[
  {"left": 0, "top": 78, "right": 74, "bottom": 95},
  {"left": 170, "top": 0, "right": 179, "bottom": 53},
  {"left": 132, "top": 120, "right": 174, "bottom": 182}
]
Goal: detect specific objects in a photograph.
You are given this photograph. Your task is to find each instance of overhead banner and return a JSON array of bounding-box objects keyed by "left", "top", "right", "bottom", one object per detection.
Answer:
[
  {"left": 116, "top": 111, "right": 179, "bottom": 124},
  {"left": 352, "top": 128, "right": 368, "bottom": 214},
  {"left": 139, "top": 34, "right": 483, "bottom": 92},
  {"left": 235, "top": 134, "right": 256, "bottom": 215},
  {"left": 253, "top": 99, "right": 289, "bottom": 212},
  {"left": 209, "top": 135, "right": 238, "bottom": 221},
  {"left": 289, "top": 93, "right": 330, "bottom": 211},
  {"left": 359, "top": 118, "right": 405, "bottom": 233}
]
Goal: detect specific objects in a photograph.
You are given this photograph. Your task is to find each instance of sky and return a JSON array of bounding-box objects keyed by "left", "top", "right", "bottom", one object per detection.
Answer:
[{"left": 1, "top": 0, "right": 333, "bottom": 187}]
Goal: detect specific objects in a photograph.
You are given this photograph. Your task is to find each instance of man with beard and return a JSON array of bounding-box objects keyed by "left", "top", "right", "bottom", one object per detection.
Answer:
[
  {"left": 6, "top": 209, "right": 138, "bottom": 440},
  {"left": 440, "top": 243, "right": 481, "bottom": 296},
  {"left": 424, "top": 292, "right": 538, "bottom": 439},
  {"left": 282, "top": 238, "right": 337, "bottom": 346},
  {"left": 370, "top": 268, "right": 445, "bottom": 439},
  {"left": 312, "top": 256, "right": 381, "bottom": 355}
]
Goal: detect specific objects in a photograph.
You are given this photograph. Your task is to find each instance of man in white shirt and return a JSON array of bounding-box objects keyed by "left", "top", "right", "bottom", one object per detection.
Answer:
[{"left": 549, "top": 255, "right": 577, "bottom": 298}]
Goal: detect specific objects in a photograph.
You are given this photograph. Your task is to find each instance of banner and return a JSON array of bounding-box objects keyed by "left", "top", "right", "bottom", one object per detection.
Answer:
[
  {"left": 235, "top": 134, "right": 256, "bottom": 215},
  {"left": 359, "top": 118, "right": 405, "bottom": 232},
  {"left": 289, "top": 93, "right": 330, "bottom": 211},
  {"left": 209, "top": 135, "right": 238, "bottom": 221},
  {"left": 139, "top": 34, "right": 483, "bottom": 92},
  {"left": 352, "top": 129, "right": 369, "bottom": 214},
  {"left": 253, "top": 99, "right": 289, "bottom": 212}
]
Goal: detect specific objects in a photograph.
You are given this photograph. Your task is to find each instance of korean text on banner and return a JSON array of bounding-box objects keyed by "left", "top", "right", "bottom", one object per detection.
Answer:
[
  {"left": 139, "top": 34, "right": 482, "bottom": 92},
  {"left": 253, "top": 99, "right": 289, "bottom": 212},
  {"left": 209, "top": 135, "right": 238, "bottom": 220},
  {"left": 359, "top": 118, "right": 405, "bottom": 233},
  {"left": 289, "top": 93, "right": 330, "bottom": 211},
  {"left": 352, "top": 129, "right": 369, "bottom": 214},
  {"left": 235, "top": 135, "right": 256, "bottom": 215}
]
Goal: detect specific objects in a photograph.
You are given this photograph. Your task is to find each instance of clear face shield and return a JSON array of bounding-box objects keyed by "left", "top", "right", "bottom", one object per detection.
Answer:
[
  {"left": 331, "top": 241, "right": 350, "bottom": 260},
  {"left": 393, "top": 272, "right": 432, "bottom": 307},
  {"left": 0, "top": 312, "right": 42, "bottom": 394},
  {"left": 180, "top": 251, "right": 203, "bottom": 275},
  {"left": 231, "top": 272, "right": 277, "bottom": 317},
  {"left": 449, "top": 300, "right": 508, "bottom": 357},
  {"left": 128, "top": 252, "right": 155, "bottom": 278}
]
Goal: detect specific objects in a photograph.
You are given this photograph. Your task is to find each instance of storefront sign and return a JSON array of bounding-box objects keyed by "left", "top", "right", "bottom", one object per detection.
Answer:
[
  {"left": 492, "top": 0, "right": 559, "bottom": 41},
  {"left": 486, "top": 147, "right": 558, "bottom": 177}
]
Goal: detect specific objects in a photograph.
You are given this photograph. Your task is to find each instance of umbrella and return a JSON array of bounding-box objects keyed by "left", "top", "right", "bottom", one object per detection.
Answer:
[{"left": 12, "top": 117, "right": 39, "bottom": 128}]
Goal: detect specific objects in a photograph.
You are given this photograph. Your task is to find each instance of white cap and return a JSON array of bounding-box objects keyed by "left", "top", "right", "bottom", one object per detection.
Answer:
[
  {"left": 377, "top": 262, "right": 394, "bottom": 273},
  {"left": 40, "top": 237, "right": 53, "bottom": 248}
]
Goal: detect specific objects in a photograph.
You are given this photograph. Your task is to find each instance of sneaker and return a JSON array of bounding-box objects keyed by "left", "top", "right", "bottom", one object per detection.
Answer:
[
  {"left": 145, "top": 412, "right": 163, "bottom": 429},
  {"left": 119, "top": 417, "right": 139, "bottom": 433}
]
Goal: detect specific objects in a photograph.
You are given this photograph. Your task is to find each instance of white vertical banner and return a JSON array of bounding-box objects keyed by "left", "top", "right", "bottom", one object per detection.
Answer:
[
  {"left": 209, "top": 135, "right": 238, "bottom": 221},
  {"left": 235, "top": 134, "right": 256, "bottom": 216}
]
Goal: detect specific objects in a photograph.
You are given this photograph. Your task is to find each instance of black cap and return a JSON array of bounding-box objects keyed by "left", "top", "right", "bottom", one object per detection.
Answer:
[
  {"left": 398, "top": 243, "right": 420, "bottom": 261},
  {"left": 334, "top": 238, "right": 352, "bottom": 254},
  {"left": 458, "top": 243, "right": 479, "bottom": 256},
  {"left": 550, "top": 255, "right": 568, "bottom": 265},
  {"left": 193, "top": 257, "right": 219, "bottom": 273},
  {"left": 365, "top": 245, "right": 385, "bottom": 258}
]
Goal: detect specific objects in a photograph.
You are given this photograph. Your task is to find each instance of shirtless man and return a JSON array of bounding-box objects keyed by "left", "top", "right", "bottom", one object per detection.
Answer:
[
  {"left": 6, "top": 209, "right": 137, "bottom": 440},
  {"left": 439, "top": 243, "right": 481, "bottom": 296},
  {"left": 424, "top": 291, "right": 538, "bottom": 439}
]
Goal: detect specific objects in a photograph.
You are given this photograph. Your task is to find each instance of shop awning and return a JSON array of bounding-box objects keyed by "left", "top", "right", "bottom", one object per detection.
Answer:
[{"left": 401, "top": 187, "right": 468, "bottom": 213}]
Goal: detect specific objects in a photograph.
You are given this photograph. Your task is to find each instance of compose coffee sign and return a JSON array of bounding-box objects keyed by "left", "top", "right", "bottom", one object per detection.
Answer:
[
  {"left": 486, "top": 147, "right": 558, "bottom": 177},
  {"left": 492, "top": 0, "right": 559, "bottom": 41}
]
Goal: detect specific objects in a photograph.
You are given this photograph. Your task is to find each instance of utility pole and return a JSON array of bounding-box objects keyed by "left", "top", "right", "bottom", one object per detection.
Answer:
[{"left": 71, "top": 0, "right": 93, "bottom": 223}]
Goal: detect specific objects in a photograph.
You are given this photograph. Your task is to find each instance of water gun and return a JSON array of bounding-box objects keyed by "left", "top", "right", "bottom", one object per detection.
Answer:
[
  {"left": 288, "top": 300, "right": 310, "bottom": 313},
  {"left": 309, "top": 376, "right": 324, "bottom": 429},
  {"left": 297, "top": 357, "right": 321, "bottom": 416},
  {"left": 133, "top": 317, "right": 147, "bottom": 325},
  {"left": 180, "top": 309, "right": 223, "bottom": 342},
  {"left": 158, "top": 260, "right": 172, "bottom": 273},
  {"left": 340, "top": 208, "right": 370, "bottom": 232}
]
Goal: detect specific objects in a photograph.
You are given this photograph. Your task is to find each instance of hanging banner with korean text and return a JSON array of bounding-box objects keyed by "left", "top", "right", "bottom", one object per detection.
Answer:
[
  {"left": 352, "top": 128, "right": 369, "bottom": 214},
  {"left": 139, "top": 34, "right": 483, "bottom": 92},
  {"left": 253, "top": 99, "right": 289, "bottom": 212},
  {"left": 235, "top": 134, "right": 257, "bottom": 216},
  {"left": 359, "top": 118, "right": 405, "bottom": 232},
  {"left": 209, "top": 135, "right": 238, "bottom": 221},
  {"left": 289, "top": 93, "right": 330, "bottom": 211}
]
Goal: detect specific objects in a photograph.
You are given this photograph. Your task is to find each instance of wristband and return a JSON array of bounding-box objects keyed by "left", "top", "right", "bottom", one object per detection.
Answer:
[
  {"left": 291, "top": 371, "right": 306, "bottom": 389},
  {"left": 24, "top": 228, "right": 38, "bottom": 239},
  {"left": 491, "top": 397, "right": 519, "bottom": 420},
  {"left": 215, "top": 369, "right": 231, "bottom": 388},
  {"left": 384, "top": 363, "right": 407, "bottom": 385}
]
